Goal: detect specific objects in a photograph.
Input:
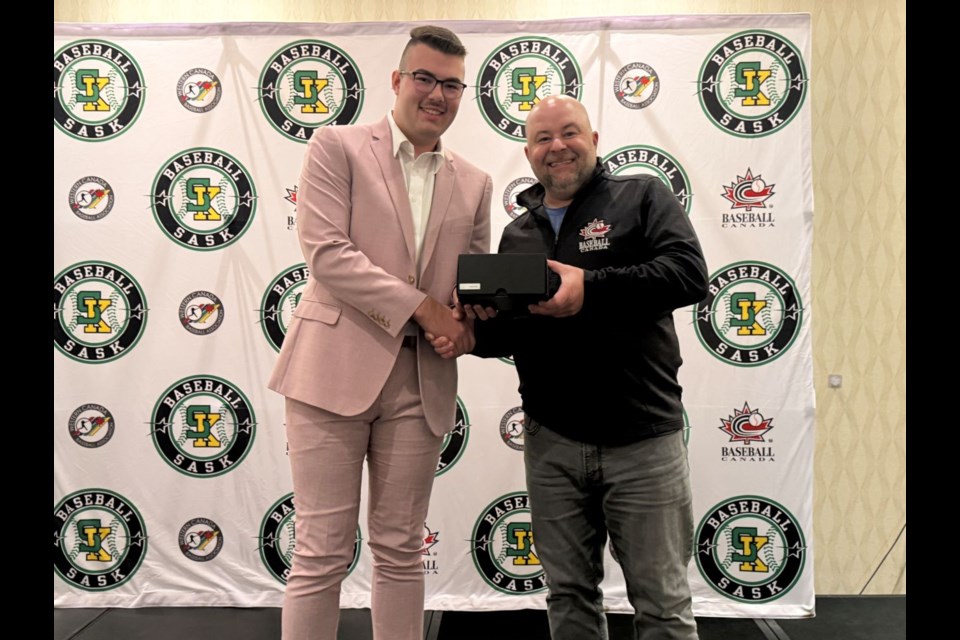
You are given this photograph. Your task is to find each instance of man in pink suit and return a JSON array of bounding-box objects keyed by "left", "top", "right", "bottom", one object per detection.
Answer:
[{"left": 268, "top": 25, "right": 492, "bottom": 640}]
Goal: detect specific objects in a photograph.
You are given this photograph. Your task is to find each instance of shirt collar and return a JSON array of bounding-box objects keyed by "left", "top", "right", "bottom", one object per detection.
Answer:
[{"left": 387, "top": 111, "right": 446, "bottom": 173}]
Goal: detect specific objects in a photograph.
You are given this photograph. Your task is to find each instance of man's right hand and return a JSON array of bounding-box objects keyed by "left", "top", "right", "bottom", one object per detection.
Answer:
[
  {"left": 413, "top": 297, "right": 474, "bottom": 356},
  {"left": 451, "top": 290, "right": 497, "bottom": 322}
]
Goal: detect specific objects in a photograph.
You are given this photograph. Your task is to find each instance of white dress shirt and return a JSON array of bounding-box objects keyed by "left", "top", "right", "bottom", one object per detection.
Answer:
[{"left": 388, "top": 111, "right": 445, "bottom": 269}]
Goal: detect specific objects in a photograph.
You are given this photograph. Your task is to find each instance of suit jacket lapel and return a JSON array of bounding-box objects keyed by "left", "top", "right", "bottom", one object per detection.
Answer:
[
  {"left": 371, "top": 119, "right": 416, "bottom": 264},
  {"left": 419, "top": 155, "right": 456, "bottom": 276}
]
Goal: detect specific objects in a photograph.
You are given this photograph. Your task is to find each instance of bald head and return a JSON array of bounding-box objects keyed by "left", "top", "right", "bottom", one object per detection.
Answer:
[
  {"left": 525, "top": 95, "right": 593, "bottom": 142},
  {"left": 524, "top": 96, "right": 599, "bottom": 207}
]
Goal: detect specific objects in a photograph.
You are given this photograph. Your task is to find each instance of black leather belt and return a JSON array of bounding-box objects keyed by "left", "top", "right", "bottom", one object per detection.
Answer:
[{"left": 401, "top": 335, "right": 417, "bottom": 349}]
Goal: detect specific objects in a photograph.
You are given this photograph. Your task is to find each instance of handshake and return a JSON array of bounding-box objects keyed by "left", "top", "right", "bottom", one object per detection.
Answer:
[
  {"left": 411, "top": 295, "right": 496, "bottom": 360},
  {"left": 412, "top": 259, "right": 585, "bottom": 359}
]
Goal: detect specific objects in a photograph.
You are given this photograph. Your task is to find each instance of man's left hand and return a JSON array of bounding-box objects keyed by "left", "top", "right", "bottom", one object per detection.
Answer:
[{"left": 529, "top": 259, "right": 584, "bottom": 317}]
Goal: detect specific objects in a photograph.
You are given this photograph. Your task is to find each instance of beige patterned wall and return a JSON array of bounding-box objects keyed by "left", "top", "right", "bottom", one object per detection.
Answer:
[{"left": 54, "top": 0, "right": 907, "bottom": 596}]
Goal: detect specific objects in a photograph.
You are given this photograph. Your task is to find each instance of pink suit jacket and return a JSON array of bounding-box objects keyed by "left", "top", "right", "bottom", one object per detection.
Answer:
[{"left": 268, "top": 117, "right": 492, "bottom": 437}]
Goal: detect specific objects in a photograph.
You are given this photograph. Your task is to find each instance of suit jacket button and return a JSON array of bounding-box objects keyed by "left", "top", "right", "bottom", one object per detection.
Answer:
[{"left": 408, "top": 275, "right": 415, "bottom": 284}]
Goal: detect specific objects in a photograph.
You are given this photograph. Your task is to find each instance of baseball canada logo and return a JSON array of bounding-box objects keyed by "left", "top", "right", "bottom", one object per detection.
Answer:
[
  {"left": 179, "top": 290, "right": 225, "bottom": 336},
  {"left": 54, "top": 261, "right": 148, "bottom": 364},
  {"left": 54, "top": 40, "right": 145, "bottom": 141},
  {"left": 471, "top": 492, "right": 546, "bottom": 594},
  {"left": 178, "top": 517, "right": 224, "bottom": 562},
  {"left": 150, "top": 375, "right": 256, "bottom": 478},
  {"left": 503, "top": 177, "right": 537, "bottom": 219},
  {"left": 285, "top": 185, "right": 298, "bottom": 230},
  {"left": 499, "top": 407, "right": 525, "bottom": 451},
  {"left": 177, "top": 68, "right": 222, "bottom": 113},
  {"left": 722, "top": 168, "right": 776, "bottom": 228},
  {"left": 259, "top": 493, "right": 361, "bottom": 584},
  {"left": 68, "top": 176, "right": 114, "bottom": 221},
  {"left": 422, "top": 522, "right": 440, "bottom": 575},
  {"left": 601, "top": 146, "right": 693, "bottom": 213},
  {"left": 260, "top": 264, "right": 309, "bottom": 352},
  {"left": 437, "top": 397, "right": 470, "bottom": 476},
  {"left": 477, "top": 37, "right": 583, "bottom": 142},
  {"left": 694, "top": 261, "right": 802, "bottom": 366},
  {"left": 720, "top": 403, "right": 775, "bottom": 462},
  {"left": 151, "top": 148, "right": 257, "bottom": 251},
  {"left": 258, "top": 40, "right": 364, "bottom": 143},
  {"left": 696, "top": 496, "right": 806, "bottom": 602},
  {"left": 697, "top": 30, "right": 808, "bottom": 138},
  {"left": 578, "top": 218, "right": 612, "bottom": 253},
  {"left": 68, "top": 403, "right": 116, "bottom": 448},
  {"left": 614, "top": 62, "right": 660, "bottom": 109},
  {"left": 53, "top": 489, "right": 148, "bottom": 591}
]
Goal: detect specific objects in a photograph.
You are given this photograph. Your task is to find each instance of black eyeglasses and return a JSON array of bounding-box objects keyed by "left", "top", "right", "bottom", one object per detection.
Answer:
[{"left": 399, "top": 70, "right": 468, "bottom": 99}]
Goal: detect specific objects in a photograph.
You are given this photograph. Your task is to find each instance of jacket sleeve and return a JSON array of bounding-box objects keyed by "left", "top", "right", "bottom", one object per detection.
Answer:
[
  {"left": 295, "top": 126, "right": 426, "bottom": 337},
  {"left": 582, "top": 177, "right": 708, "bottom": 315},
  {"left": 469, "top": 174, "right": 494, "bottom": 257}
]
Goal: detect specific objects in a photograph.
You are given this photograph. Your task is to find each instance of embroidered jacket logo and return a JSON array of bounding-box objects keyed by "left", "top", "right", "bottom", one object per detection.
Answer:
[{"left": 578, "top": 218, "right": 612, "bottom": 253}]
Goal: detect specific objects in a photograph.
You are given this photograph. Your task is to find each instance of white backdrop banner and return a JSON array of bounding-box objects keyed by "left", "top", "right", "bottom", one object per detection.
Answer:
[{"left": 54, "top": 14, "right": 814, "bottom": 618}]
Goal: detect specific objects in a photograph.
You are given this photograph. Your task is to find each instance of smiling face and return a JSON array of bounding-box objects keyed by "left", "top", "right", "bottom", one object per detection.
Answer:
[
  {"left": 391, "top": 43, "right": 466, "bottom": 156},
  {"left": 524, "top": 96, "right": 599, "bottom": 207}
]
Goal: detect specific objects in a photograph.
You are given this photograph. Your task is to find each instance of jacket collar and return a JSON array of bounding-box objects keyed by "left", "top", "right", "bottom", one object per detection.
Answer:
[{"left": 370, "top": 116, "right": 457, "bottom": 272}]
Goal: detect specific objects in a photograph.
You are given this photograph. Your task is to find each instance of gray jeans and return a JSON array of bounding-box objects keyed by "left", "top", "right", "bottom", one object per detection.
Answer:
[{"left": 523, "top": 418, "right": 699, "bottom": 640}]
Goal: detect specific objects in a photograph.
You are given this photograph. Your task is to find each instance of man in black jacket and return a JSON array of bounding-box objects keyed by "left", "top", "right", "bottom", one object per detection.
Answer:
[{"left": 434, "top": 95, "right": 707, "bottom": 639}]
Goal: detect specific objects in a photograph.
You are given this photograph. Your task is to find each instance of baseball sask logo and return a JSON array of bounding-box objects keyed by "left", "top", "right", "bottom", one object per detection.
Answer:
[
  {"left": 722, "top": 168, "right": 776, "bottom": 228},
  {"left": 477, "top": 37, "right": 583, "bottom": 142},
  {"left": 422, "top": 522, "right": 440, "bottom": 575},
  {"left": 258, "top": 40, "right": 364, "bottom": 143},
  {"left": 471, "top": 492, "right": 546, "bottom": 594},
  {"left": 696, "top": 496, "right": 806, "bottom": 602},
  {"left": 697, "top": 30, "right": 808, "bottom": 138},
  {"left": 150, "top": 375, "right": 256, "bottom": 478},
  {"left": 177, "top": 68, "right": 222, "bottom": 113},
  {"left": 720, "top": 403, "right": 775, "bottom": 462},
  {"left": 499, "top": 407, "right": 525, "bottom": 451},
  {"left": 437, "top": 397, "right": 469, "bottom": 476},
  {"left": 151, "top": 148, "right": 257, "bottom": 251},
  {"left": 68, "top": 176, "right": 114, "bottom": 221},
  {"left": 498, "top": 355, "right": 516, "bottom": 367},
  {"left": 54, "top": 261, "right": 148, "bottom": 364},
  {"left": 578, "top": 218, "right": 612, "bottom": 253},
  {"left": 54, "top": 40, "right": 145, "bottom": 141},
  {"left": 259, "top": 493, "right": 361, "bottom": 584},
  {"left": 260, "top": 264, "right": 309, "bottom": 352},
  {"left": 503, "top": 177, "right": 537, "bottom": 219},
  {"left": 601, "top": 146, "right": 693, "bottom": 214},
  {"left": 53, "top": 489, "right": 148, "bottom": 591},
  {"left": 68, "top": 403, "right": 115, "bottom": 448},
  {"left": 179, "top": 290, "right": 224, "bottom": 336},
  {"left": 694, "top": 261, "right": 802, "bottom": 366},
  {"left": 613, "top": 62, "right": 660, "bottom": 109},
  {"left": 178, "top": 517, "right": 224, "bottom": 562}
]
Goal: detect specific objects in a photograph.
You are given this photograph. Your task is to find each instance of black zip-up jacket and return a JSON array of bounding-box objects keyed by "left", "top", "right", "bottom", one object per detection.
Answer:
[{"left": 473, "top": 161, "right": 708, "bottom": 445}]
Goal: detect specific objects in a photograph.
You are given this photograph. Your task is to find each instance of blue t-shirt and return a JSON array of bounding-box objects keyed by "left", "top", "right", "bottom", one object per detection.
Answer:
[{"left": 545, "top": 205, "right": 568, "bottom": 235}]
